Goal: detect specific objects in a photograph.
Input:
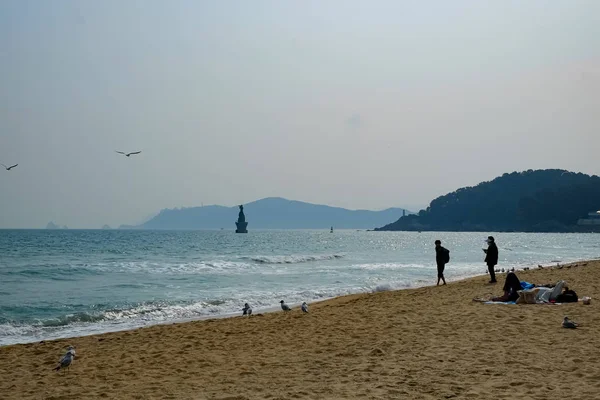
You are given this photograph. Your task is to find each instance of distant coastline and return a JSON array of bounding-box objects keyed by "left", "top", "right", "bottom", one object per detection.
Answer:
[{"left": 118, "top": 197, "right": 412, "bottom": 230}]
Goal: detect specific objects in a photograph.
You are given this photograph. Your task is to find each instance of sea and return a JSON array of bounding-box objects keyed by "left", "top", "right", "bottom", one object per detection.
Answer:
[{"left": 0, "top": 230, "right": 598, "bottom": 346}]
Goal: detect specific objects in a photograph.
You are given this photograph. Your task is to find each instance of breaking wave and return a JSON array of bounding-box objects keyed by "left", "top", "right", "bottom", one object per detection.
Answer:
[{"left": 242, "top": 254, "right": 344, "bottom": 264}]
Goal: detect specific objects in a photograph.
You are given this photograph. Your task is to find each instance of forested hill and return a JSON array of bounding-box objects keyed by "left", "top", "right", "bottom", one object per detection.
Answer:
[{"left": 375, "top": 170, "right": 600, "bottom": 232}]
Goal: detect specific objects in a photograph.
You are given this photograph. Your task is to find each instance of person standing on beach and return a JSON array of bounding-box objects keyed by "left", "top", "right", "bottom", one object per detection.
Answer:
[
  {"left": 434, "top": 240, "right": 449, "bottom": 286},
  {"left": 484, "top": 236, "right": 498, "bottom": 284}
]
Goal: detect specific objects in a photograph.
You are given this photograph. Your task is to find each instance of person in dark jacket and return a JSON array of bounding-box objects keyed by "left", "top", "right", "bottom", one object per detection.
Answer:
[
  {"left": 434, "top": 240, "right": 449, "bottom": 286},
  {"left": 483, "top": 236, "right": 498, "bottom": 283},
  {"left": 491, "top": 272, "right": 522, "bottom": 302}
]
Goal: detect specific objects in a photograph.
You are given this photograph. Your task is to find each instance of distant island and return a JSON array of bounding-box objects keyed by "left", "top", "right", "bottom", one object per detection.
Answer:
[
  {"left": 375, "top": 169, "right": 600, "bottom": 233},
  {"left": 120, "top": 197, "right": 411, "bottom": 230},
  {"left": 101, "top": 225, "right": 112, "bottom": 230},
  {"left": 46, "top": 222, "right": 68, "bottom": 230}
]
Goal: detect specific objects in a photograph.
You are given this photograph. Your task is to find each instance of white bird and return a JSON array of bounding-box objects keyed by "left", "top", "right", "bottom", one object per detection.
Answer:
[
  {"left": 63, "top": 345, "right": 76, "bottom": 356},
  {"left": 242, "top": 303, "right": 252, "bottom": 316},
  {"left": 301, "top": 302, "right": 309, "bottom": 313},
  {"left": 562, "top": 316, "right": 578, "bottom": 329},
  {"left": 1, "top": 163, "right": 18, "bottom": 171},
  {"left": 54, "top": 352, "right": 74, "bottom": 372},
  {"left": 280, "top": 300, "right": 291, "bottom": 312},
  {"left": 115, "top": 151, "right": 142, "bottom": 157},
  {"left": 66, "top": 345, "right": 76, "bottom": 357}
]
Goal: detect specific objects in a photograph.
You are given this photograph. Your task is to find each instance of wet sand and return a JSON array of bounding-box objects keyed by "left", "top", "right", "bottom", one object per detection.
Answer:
[{"left": 1, "top": 260, "right": 599, "bottom": 399}]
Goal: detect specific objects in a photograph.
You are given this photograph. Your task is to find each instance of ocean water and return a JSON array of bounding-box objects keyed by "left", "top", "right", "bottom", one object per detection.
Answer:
[{"left": 0, "top": 230, "right": 598, "bottom": 345}]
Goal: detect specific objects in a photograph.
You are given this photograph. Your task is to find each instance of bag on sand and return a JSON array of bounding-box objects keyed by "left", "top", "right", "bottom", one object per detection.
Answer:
[{"left": 517, "top": 288, "right": 539, "bottom": 304}]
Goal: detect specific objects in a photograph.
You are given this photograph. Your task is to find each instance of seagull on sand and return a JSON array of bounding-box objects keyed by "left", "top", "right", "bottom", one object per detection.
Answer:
[
  {"left": 301, "top": 302, "right": 309, "bottom": 313},
  {"left": 280, "top": 300, "right": 291, "bottom": 312},
  {"left": 242, "top": 303, "right": 252, "bottom": 316},
  {"left": 66, "top": 345, "right": 76, "bottom": 357},
  {"left": 562, "top": 316, "right": 578, "bottom": 329},
  {"left": 54, "top": 351, "right": 74, "bottom": 372},
  {"left": 115, "top": 151, "right": 141, "bottom": 157},
  {"left": 1, "top": 163, "right": 18, "bottom": 171}
]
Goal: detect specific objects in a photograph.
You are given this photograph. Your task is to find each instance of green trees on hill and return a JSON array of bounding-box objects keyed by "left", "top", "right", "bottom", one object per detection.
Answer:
[{"left": 376, "top": 170, "right": 600, "bottom": 232}]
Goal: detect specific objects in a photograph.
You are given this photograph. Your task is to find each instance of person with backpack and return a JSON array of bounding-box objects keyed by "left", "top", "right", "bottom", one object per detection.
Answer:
[
  {"left": 435, "top": 240, "right": 450, "bottom": 286},
  {"left": 483, "top": 236, "right": 499, "bottom": 284}
]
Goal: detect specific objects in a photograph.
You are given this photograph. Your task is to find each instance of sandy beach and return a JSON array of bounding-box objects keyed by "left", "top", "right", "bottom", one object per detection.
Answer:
[{"left": 1, "top": 260, "right": 599, "bottom": 400}]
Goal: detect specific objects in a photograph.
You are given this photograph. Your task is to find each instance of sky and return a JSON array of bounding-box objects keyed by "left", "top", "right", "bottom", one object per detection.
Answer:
[{"left": 1, "top": 0, "right": 599, "bottom": 228}]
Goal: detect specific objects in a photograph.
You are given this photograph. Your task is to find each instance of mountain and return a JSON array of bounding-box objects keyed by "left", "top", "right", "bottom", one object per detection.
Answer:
[
  {"left": 375, "top": 169, "right": 600, "bottom": 232},
  {"left": 46, "top": 222, "right": 68, "bottom": 229},
  {"left": 46, "top": 222, "right": 59, "bottom": 230},
  {"left": 123, "top": 197, "right": 410, "bottom": 230}
]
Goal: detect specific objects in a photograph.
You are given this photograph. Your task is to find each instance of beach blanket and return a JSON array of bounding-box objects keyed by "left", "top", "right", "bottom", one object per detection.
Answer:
[{"left": 484, "top": 300, "right": 561, "bottom": 305}]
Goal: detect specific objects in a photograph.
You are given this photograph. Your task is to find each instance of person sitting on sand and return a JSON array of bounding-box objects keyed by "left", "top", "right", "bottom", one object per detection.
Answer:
[
  {"left": 491, "top": 272, "right": 522, "bottom": 302},
  {"left": 473, "top": 272, "right": 522, "bottom": 302}
]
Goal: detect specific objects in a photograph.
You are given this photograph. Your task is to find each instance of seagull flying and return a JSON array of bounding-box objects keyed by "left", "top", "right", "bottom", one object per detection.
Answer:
[
  {"left": 115, "top": 151, "right": 142, "bottom": 157},
  {"left": 562, "top": 316, "right": 578, "bottom": 329},
  {"left": 1, "top": 163, "right": 18, "bottom": 171},
  {"left": 280, "top": 300, "right": 291, "bottom": 312},
  {"left": 242, "top": 303, "right": 252, "bottom": 316},
  {"left": 54, "top": 352, "right": 74, "bottom": 372},
  {"left": 301, "top": 302, "right": 309, "bottom": 313}
]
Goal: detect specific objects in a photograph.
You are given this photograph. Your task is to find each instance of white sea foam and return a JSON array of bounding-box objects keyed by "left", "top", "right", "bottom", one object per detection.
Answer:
[
  {"left": 87, "top": 257, "right": 346, "bottom": 275},
  {"left": 0, "top": 285, "right": 364, "bottom": 345},
  {"left": 242, "top": 254, "right": 344, "bottom": 264}
]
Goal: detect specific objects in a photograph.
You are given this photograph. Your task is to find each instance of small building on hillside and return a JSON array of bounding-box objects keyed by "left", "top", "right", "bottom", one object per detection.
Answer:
[{"left": 577, "top": 211, "right": 600, "bottom": 226}]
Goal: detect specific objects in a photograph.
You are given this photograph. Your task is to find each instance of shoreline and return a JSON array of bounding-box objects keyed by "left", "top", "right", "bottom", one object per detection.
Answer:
[
  {"left": 1, "top": 257, "right": 596, "bottom": 347},
  {"left": 1, "top": 259, "right": 598, "bottom": 399}
]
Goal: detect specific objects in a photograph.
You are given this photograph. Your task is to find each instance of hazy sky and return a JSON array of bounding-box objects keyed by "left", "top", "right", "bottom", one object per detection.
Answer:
[{"left": 1, "top": 1, "right": 599, "bottom": 228}]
